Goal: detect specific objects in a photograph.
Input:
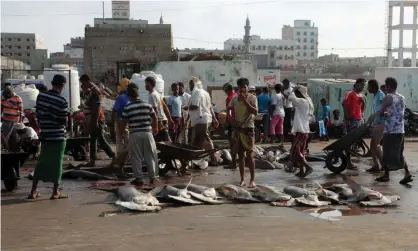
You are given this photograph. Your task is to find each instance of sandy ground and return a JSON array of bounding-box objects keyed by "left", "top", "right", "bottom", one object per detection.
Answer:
[{"left": 2, "top": 139, "right": 418, "bottom": 251}]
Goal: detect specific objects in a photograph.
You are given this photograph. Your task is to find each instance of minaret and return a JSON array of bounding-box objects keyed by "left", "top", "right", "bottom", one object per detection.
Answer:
[
  {"left": 243, "top": 15, "right": 251, "bottom": 59},
  {"left": 159, "top": 13, "right": 164, "bottom": 24}
]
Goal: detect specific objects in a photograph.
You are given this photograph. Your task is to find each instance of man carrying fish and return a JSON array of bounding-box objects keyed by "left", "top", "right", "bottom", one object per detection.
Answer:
[
  {"left": 119, "top": 83, "right": 162, "bottom": 186},
  {"left": 227, "top": 78, "right": 258, "bottom": 188}
]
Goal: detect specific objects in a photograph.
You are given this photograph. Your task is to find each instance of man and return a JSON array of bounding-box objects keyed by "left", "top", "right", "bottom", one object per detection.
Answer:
[
  {"left": 374, "top": 77, "right": 412, "bottom": 184},
  {"left": 146, "top": 76, "right": 173, "bottom": 142},
  {"left": 281, "top": 79, "right": 293, "bottom": 138},
  {"left": 111, "top": 84, "right": 130, "bottom": 176},
  {"left": 188, "top": 77, "right": 219, "bottom": 166},
  {"left": 257, "top": 87, "right": 270, "bottom": 143},
  {"left": 269, "top": 83, "right": 285, "bottom": 147},
  {"left": 1, "top": 84, "right": 23, "bottom": 152},
  {"left": 328, "top": 110, "right": 346, "bottom": 138},
  {"left": 366, "top": 79, "right": 385, "bottom": 173},
  {"left": 380, "top": 84, "right": 387, "bottom": 95},
  {"left": 343, "top": 78, "right": 366, "bottom": 169},
  {"left": 15, "top": 123, "right": 40, "bottom": 158},
  {"left": 120, "top": 83, "right": 161, "bottom": 186},
  {"left": 285, "top": 85, "right": 315, "bottom": 178},
  {"left": 167, "top": 83, "right": 183, "bottom": 142},
  {"left": 28, "top": 74, "right": 69, "bottom": 200},
  {"left": 80, "top": 74, "right": 115, "bottom": 167},
  {"left": 178, "top": 82, "right": 191, "bottom": 144},
  {"left": 319, "top": 98, "right": 331, "bottom": 140},
  {"left": 223, "top": 82, "right": 238, "bottom": 168},
  {"left": 227, "top": 78, "right": 258, "bottom": 188},
  {"left": 249, "top": 86, "right": 257, "bottom": 95}
]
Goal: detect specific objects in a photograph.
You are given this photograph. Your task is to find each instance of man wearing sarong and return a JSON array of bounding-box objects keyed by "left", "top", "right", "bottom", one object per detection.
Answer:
[
  {"left": 374, "top": 77, "right": 412, "bottom": 184},
  {"left": 223, "top": 82, "right": 237, "bottom": 168},
  {"left": 285, "top": 85, "right": 315, "bottom": 178},
  {"left": 1, "top": 85, "right": 23, "bottom": 152},
  {"left": 227, "top": 78, "right": 258, "bottom": 188},
  {"left": 111, "top": 85, "right": 130, "bottom": 176},
  {"left": 343, "top": 78, "right": 366, "bottom": 169},
  {"left": 178, "top": 82, "right": 191, "bottom": 144},
  {"left": 119, "top": 84, "right": 162, "bottom": 187},
  {"left": 146, "top": 76, "right": 173, "bottom": 142},
  {"left": 188, "top": 77, "right": 219, "bottom": 166},
  {"left": 167, "top": 83, "right": 183, "bottom": 142},
  {"left": 28, "top": 75, "right": 69, "bottom": 200}
]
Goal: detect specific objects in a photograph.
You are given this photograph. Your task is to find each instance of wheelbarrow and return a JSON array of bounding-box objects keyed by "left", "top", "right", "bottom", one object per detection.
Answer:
[
  {"left": 323, "top": 119, "right": 373, "bottom": 174},
  {"left": 65, "top": 137, "right": 90, "bottom": 161},
  {"left": 1, "top": 151, "right": 30, "bottom": 191},
  {"left": 156, "top": 142, "right": 227, "bottom": 176}
]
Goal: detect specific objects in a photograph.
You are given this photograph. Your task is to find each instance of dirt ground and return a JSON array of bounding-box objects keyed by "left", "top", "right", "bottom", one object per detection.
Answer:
[{"left": 2, "top": 139, "right": 418, "bottom": 251}]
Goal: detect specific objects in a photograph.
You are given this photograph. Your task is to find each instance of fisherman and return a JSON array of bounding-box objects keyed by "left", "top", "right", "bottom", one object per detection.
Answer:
[
  {"left": 285, "top": 85, "right": 315, "bottom": 178},
  {"left": 227, "top": 78, "right": 258, "bottom": 188},
  {"left": 343, "top": 78, "right": 366, "bottom": 169},
  {"left": 80, "top": 74, "right": 116, "bottom": 167},
  {"left": 223, "top": 82, "right": 238, "bottom": 168},
  {"left": 257, "top": 87, "right": 270, "bottom": 143},
  {"left": 281, "top": 79, "right": 294, "bottom": 139},
  {"left": 119, "top": 83, "right": 162, "bottom": 187},
  {"left": 15, "top": 123, "right": 40, "bottom": 158},
  {"left": 1, "top": 84, "right": 23, "bottom": 152},
  {"left": 178, "top": 82, "right": 191, "bottom": 144},
  {"left": 374, "top": 77, "right": 412, "bottom": 184},
  {"left": 187, "top": 77, "right": 219, "bottom": 166},
  {"left": 366, "top": 79, "right": 385, "bottom": 173},
  {"left": 269, "top": 83, "right": 285, "bottom": 148},
  {"left": 146, "top": 76, "right": 173, "bottom": 142},
  {"left": 167, "top": 83, "right": 183, "bottom": 142},
  {"left": 111, "top": 82, "right": 130, "bottom": 176},
  {"left": 28, "top": 74, "right": 69, "bottom": 200}
]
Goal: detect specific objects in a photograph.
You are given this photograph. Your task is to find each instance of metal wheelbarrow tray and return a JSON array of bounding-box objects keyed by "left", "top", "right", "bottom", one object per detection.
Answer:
[
  {"left": 156, "top": 142, "right": 227, "bottom": 176},
  {"left": 1, "top": 151, "right": 30, "bottom": 191},
  {"left": 323, "top": 124, "right": 371, "bottom": 174},
  {"left": 65, "top": 137, "right": 90, "bottom": 161}
]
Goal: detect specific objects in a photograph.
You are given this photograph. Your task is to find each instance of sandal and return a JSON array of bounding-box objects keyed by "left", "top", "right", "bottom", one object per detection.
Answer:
[
  {"left": 27, "top": 192, "right": 41, "bottom": 200},
  {"left": 375, "top": 176, "right": 390, "bottom": 182},
  {"left": 399, "top": 174, "right": 413, "bottom": 185},
  {"left": 50, "top": 193, "right": 68, "bottom": 200}
]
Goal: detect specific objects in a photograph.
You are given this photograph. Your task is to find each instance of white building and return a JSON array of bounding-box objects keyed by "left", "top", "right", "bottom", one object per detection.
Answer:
[{"left": 282, "top": 20, "right": 319, "bottom": 60}]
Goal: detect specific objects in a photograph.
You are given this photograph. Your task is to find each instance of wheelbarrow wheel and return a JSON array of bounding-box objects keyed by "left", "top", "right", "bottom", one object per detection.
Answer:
[
  {"left": 3, "top": 179, "right": 18, "bottom": 192},
  {"left": 325, "top": 151, "right": 348, "bottom": 174},
  {"left": 159, "top": 159, "right": 175, "bottom": 176}
]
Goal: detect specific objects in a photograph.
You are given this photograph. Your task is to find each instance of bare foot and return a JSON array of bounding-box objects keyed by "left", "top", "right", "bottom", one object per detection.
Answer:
[
  {"left": 239, "top": 180, "right": 246, "bottom": 187},
  {"left": 301, "top": 168, "right": 313, "bottom": 178},
  {"left": 248, "top": 181, "right": 257, "bottom": 188}
]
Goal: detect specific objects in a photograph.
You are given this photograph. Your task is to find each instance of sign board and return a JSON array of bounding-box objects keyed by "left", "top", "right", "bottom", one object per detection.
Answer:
[
  {"left": 112, "top": 0, "right": 130, "bottom": 19},
  {"left": 263, "top": 75, "right": 276, "bottom": 88}
]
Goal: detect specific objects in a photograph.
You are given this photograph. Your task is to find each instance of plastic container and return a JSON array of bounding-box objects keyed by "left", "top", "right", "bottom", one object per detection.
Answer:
[
  {"left": 13, "top": 83, "right": 39, "bottom": 110},
  {"left": 43, "top": 64, "right": 81, "bottom": 111},
  {"left": 130, "top": 71, "right": 165, "bottom": 103}
]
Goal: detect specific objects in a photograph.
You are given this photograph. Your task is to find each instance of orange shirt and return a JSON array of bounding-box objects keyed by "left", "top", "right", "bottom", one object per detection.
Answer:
[
  {"left": 1, "top": 95, "right": 23, "bottom": 122},
  {"left": 344, "top": 91, "right": 363, "bottom": 120}
]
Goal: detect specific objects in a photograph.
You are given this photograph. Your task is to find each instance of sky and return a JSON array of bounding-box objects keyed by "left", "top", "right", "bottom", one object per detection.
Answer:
[{"left": 1, "top": 0, "right": 416, "bottom": 58}]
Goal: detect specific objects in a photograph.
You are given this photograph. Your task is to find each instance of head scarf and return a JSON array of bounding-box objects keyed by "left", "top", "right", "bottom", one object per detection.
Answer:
[
  {"left": 295, "top": 85, "right": 314, "bottom": 116},
  {"left": 191, "top": 76, "right": 203, "bottom": 92}
]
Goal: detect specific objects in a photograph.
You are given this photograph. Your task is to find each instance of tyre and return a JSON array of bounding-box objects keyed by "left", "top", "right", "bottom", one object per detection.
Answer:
[
  {"left": 3, "top": 179, "right": 17, "bottom": 192},
  {"left": 158, "top": 159, "right": 176, "bottom": 176},
  {"left": 325, "top": 151, "right": 348, "bottom": 174}
]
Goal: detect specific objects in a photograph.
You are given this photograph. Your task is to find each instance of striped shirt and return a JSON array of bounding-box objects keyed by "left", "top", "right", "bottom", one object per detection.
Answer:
[
  {"left": 1, "top": 95, "right": 23, "bottom": 122},
  {"left": 36, "top": 90, "right": 68, "bottom": 141},
  {"left": 83, "top": 84, "right": 105, "bottom": 121},
  {"left": 121, "top": 99, "right": 155, "bottom": 134}
]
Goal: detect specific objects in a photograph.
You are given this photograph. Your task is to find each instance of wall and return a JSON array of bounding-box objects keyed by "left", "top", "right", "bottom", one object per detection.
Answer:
[
  {"left": 153, "top": 60, "right": 257, "bottom": 95},
  {"left": 375, "top": 67, "right": 418, "bottom": 110}
]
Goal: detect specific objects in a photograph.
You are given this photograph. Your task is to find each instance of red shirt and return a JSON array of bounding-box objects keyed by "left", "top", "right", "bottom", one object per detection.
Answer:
[
  {"left": 226, "top": 92, "right": 237, "bottom": 118},
  {"left": 344, "top": 91, "right": 363, "bottom": 120}
]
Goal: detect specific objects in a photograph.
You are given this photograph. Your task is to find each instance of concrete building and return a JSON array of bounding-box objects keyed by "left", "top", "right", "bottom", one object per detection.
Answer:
[
  {"left": 1, "top": 56, "right": 31, "bottom": 82},
  {"left": 387, "top": 1, "right": 418, "bottom": 67},
  {"left": 84, "top": 14, "right": 173, "bottom": 83},
  {"left": 282, "top": 20, "right": 319, "bottom": 60},
  {"left": 49, "top": 37, "right": 84, "bottom": 73},
  {"left": 1, "top": 32, "right": 48, "bottom": 71}
]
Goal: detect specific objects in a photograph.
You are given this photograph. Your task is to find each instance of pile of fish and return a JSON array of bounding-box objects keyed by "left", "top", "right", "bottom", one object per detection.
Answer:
[{"left": 96, "top": 176, "right": 400, "bottom": 213}]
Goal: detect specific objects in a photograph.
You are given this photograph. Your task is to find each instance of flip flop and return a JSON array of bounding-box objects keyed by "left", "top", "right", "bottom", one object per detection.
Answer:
[
  {"left": 50, "top": 193, "right": 68, "bottom": 200},
  {"left": 27, "top": 192, "right": 41, "bottom": 200},
  {"left": 399, "top": 174, "right": 413, "bottom": 185}
]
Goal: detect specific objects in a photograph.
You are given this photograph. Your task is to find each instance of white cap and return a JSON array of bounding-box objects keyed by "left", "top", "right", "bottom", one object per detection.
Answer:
[{"left": 249, "top": 85, "right": 256, "bottom": 91}]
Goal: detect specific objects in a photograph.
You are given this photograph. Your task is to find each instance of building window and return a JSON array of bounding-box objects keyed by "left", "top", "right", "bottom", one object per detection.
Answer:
[
  {"left": 285, "top": 55, "right": 288, "bottom": 60},
  {"left": 305, "top": 21, "right": 309, "bottom": 26},
  {"left": 17, "top": 46, "right": 21, "bottom": 49},
  {"left": 8, "top": 45, "right": 12, "bottom": 49},
  {"left": 303, "top": 45, "right": 307, "bottom": 50},
  {"left": 297, "top": 52, "right": 300, "bottom": 56},
  {"left": 18, "top": 53, "right": 22, "bottom": 56},
  {"left": 311, "top": 32, "right": 315, "bottom": 36},
  {"left": 278, "top": 46, "right": 283, "bottom": 50},
  {"left": 290, "top": 46, "right": 294, "bottom": 50},
  {"left": 311, "top": 52, "right": 315, "bottom": 57},
  {"left": 304, "top": 32, "right": 307, "bottom": 36},
  {"left": 278, "top": 55, "right": 283, "bottom": 60},
  {"left": 232, "top": 45, "right": 235, "bottom": 50},
  {"left": 290, "top": 55, "right": 294, "bottom": 60},
  {"left": 27, "top": 53, "right": 31, "bottom": 57},
  {"left": 258, "top": 45, "right": 261, "bottom": 50},
  {"left": 296, "top": 31, "right": 300, "bottom": 35},
  {"left": 310, "top": 45, "right": 314, "bottom": 49},
  {"left": 303, "top": 52, "right": 307, "bottom": 56},
  {"left": 8, "top": 38, "right": 11, "bottom": 41},
  {"left": 303, "top": 38, "right": 307, "bottom": 43},
  {"left": 252, "top": 45, "right": 255, "bottom": 50},
  {"left": 262, "top": 45, "right": 266, "bottom": 50},
  {"left": 27, "top": 38, "right": 30, "bottom": 42},
  {"left": 297, "top": 38, "right": 300, "bottom": 43},
  {"left": 297, "top": 45, "right": 300, "bottom": 49},
  {"left": 27, "top": 46, "right": 31, "bottom": 49},
  {"left": 311, "top": 38, "right": 315, "bottom": 43},
  {"left": 0, "top": 53, "right": 3, "bottom": 56}
]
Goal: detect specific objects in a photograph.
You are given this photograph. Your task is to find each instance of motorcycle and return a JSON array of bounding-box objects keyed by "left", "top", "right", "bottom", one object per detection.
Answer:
[{"left": 404, "top": 107, "right": 418, "bottom": 136}]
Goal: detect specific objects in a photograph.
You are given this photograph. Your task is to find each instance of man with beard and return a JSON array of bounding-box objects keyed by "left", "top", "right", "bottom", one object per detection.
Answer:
[{"left": 188, "top": 77, "right": 219, "bottom": 166}]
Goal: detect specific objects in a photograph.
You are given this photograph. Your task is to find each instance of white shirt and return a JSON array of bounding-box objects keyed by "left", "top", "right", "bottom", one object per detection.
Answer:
[
  {"left": 179, "top": 92, "right": 191, "bottom": 108},
  {"left": 18, "top": 127, "right": 38, "bottom": 141},
  {"left": 288, "top": 93, "right": 310, "bottom": 134},
  {"left": 149, "top": 90, "right": 167, "bottom": 121},
  {"left": 188, "top": 89, "right": 212, "bottom": 126},
  {"left": 283, "top": 87, "right": 293, "bottom": 108},
  {"left": 270, "top": 93, "right": 285, "bottom": 117}
]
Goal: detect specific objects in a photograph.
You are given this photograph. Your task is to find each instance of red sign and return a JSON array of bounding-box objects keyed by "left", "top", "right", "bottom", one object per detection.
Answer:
[{"left": 263, "top": 75, "right": 276, "bottom": 88}]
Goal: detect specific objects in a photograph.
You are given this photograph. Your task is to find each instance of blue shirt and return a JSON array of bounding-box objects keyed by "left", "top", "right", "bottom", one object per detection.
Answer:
[
  {"left": 373, "top": 90, "right": 385, "bottom": 125},
  {"left": 113, "top": 93, "right": 130, "bottom": 119},
  {"left": 321, "top": 105, "right": 330, "bottom": 121},
  {"left": 167, "top": 95, "right": 182, "bottom": 117},
  {"left": 257, "top": 93, "right": 270, "bottom": 113}
]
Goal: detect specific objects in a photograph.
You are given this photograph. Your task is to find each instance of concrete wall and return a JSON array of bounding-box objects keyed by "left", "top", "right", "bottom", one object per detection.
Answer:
[{"left": 153, "top": 60, "right": 257, "bottom": 95}]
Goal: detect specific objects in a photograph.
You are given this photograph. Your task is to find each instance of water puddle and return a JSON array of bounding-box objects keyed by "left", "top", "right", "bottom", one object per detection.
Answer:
[{"left": 297, "top": 206, "right": 388, "bottom": 221}]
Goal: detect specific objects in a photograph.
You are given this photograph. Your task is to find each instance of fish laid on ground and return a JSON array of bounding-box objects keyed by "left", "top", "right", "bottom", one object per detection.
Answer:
[
  {"left": 314, "top": 182, "right": 343, "bottom": 204},
  {"left": 295, "top": 194, "right": 331, "bottom": 207},
  {"left": 219, "top": 149, "right": 232, "bottom": 163},
  {"left": 271, "top": 198, "right": 298, "bottom": 207},
  {"left": 155, "top": 179, "right": 203, "bottom": 205},
  {"left": 254, "top": 159, "right": 277, "bottom": 170},
  {"left": 61, "top": 170, "right": 116, "bottom": 181},
  {"left": 172, "top": 183, "right": 225, "bottom": 204},
  {"left": 324, "top": 184, "right": 354, "bottom": 199},
  {"left": 250, "top": 185, "right": 292, "bottom": 202},
  {"left": 283, "top": 186, "right": 316, "bottom": 198},
  {"left": 115, "top": 200, "right": 161, "bottom": 212},
  {"left": 216, "top": 184, "right": 260, "bottom": 203}
]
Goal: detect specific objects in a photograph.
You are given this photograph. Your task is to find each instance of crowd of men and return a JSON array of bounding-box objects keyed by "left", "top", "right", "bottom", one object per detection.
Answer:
[{"left": 1, "top": 74, "right": 412, "bottom": 199}]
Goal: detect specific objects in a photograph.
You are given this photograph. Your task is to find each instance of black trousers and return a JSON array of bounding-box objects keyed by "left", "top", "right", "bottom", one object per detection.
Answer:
[{"left": 284, "top": 108, "right": 293, "bottom": 136}]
